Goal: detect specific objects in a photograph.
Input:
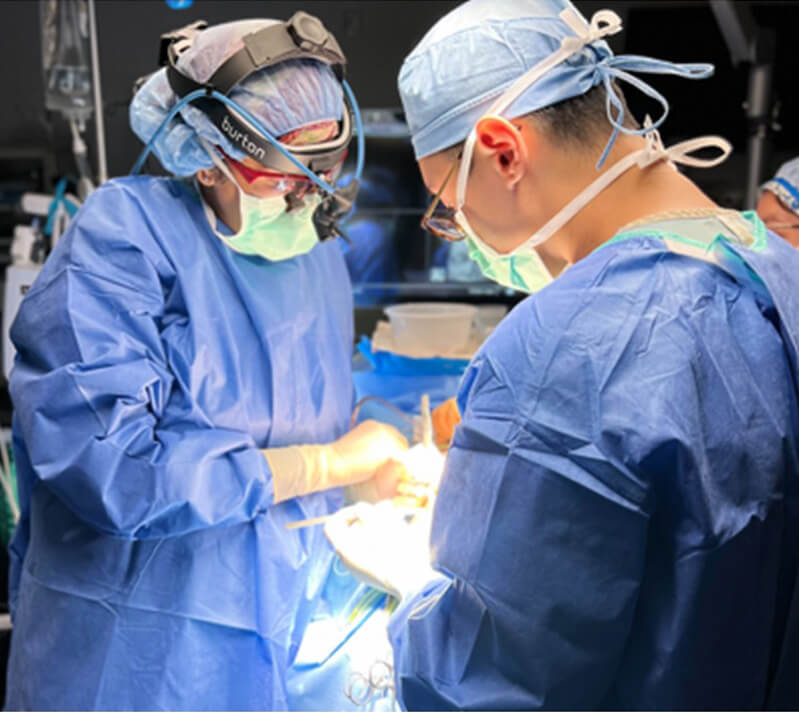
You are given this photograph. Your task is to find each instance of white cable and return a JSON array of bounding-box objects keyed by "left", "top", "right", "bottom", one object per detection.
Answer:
[{"left": 87, "top": 0, "right": 108, "bottom": 184}]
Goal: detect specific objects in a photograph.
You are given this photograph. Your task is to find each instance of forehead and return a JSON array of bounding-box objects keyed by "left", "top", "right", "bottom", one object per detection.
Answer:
[{"left": 758, "top": 190, "right": 796, "bottom": 219}]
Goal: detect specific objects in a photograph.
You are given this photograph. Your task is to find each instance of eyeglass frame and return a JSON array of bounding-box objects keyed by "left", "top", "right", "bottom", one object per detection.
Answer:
[
  {"left": 216, "top": 146, "right": 344, "bottom": 198},
  {"left": 419, "top": 121, "right": 525, "bottom": 242},
  {"left": 420, "top": 150, "right": 468, "bottom": 242}
]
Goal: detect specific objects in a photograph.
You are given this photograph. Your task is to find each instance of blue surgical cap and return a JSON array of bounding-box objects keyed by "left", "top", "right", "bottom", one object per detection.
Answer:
[
  {"left": 399, "top": 0, "right": 713, "bottom": 160},
  {"left": 762, "top": 157, "right": 799, "bottom": 217},
  {"left": 130, "top": 19, "right": 344, "bottom": 176}
]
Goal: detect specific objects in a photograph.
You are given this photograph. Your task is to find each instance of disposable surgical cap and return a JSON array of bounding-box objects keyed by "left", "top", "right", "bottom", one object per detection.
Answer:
[
  {"left": 399, "top": 0, "right": 712, "bottom": 160},
  {"left": 762, "top": 157, "right": 799, "bottom": 217},
  {"left": 130, "top": 19, "right": 344, "bottom": 176}
]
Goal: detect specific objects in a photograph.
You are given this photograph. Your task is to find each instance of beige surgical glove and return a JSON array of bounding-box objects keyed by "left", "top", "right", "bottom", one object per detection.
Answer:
[
  {"left": 263, "top": 420, "right": 408, "bottom": 503},
  {"left": 345, "top": 458, "right": 407, "bottom": 504}
]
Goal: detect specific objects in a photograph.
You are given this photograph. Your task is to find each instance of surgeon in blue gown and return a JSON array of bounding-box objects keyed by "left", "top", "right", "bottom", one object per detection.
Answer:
[
  {"left": 360, "top": 1, "right": 799, "bottom": 709},
  {"left": 5, "top": 18, "right": 407, "bottom": 711}
]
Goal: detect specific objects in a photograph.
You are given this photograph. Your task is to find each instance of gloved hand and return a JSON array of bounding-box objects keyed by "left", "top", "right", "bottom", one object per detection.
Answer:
[
  {"left": 345, "top": 458, "right": 407, "bottom": 504},
  {"left": 324, "top": 501, "right": 436, "bottom": 600},
  {"left": 264, "top": 421, "right": 408, "bottom": 503},
  {"left": 432, "top": 397, "right": 461, "bottom": 449},
  {"left": 347, "top": 442, "right": 446, "bottom": 506}
]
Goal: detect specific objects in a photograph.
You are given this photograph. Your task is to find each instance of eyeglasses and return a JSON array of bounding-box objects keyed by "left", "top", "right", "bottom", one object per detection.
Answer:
[
  {"left": 420, "top": 151, "right": 468, "bottom": 242},
  {"left": 217, "top": 147, "right": 343, "bottom": 196}
]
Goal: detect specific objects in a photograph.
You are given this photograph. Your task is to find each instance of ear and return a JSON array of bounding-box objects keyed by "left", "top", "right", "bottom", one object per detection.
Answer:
[
  {"left": 474, "top": 117, "right": 528, "bottom": 187},
  {"left": 196, "top": 166, "right": 224, "bottom": 187}
]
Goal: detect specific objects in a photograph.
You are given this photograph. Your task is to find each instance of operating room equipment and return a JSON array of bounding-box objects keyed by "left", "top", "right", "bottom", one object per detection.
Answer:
[
  {"left": 0, "top": 432, "right": 19, "bottom": 525},
  {"left": 420, "top": 394, "right": 432, "bottom": 449},
  {"left": 344, "top": 659, "right": 396, "bottom": 709},
  {"left": 285, "top": 513, "right": 339, "bottom": 531},
  {"left": 367, "top": 320, "right": 483, "bottom": 361},
  {"left": 349, "top": 394, "right": 435, "bottom": 447},
  {"left": 40, "top": 0, "right": 92, "bottom": 123},
  {"left": 473, "top": 304, "right": 508, "bottom": 335},
  {"left": 710, "top": 0, "right": 777, "bottom": 208},
  {"left": 40, "top": 0, "right": 106, "bottom": 193},
  {"left": 350, "top": 395, "right": 418, "bottom": 433},
  {"left": 3, "top": 182, "right": 82, "bottom": 379},
  {"left": 287, "top": 568, "right": 400, "bottom": 711},
  {"left": 384, "top": 302, "right": 477, "bottom": 357}
]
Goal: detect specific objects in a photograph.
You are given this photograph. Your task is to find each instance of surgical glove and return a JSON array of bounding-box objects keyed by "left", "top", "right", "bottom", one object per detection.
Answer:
[
  {"left": 345, "top": 458, "right": 407, "bottom": 504},
  {"left": 264, "top": 420, "right": 408, "bottom": 503},
  {"left": 347, "top": 442, "right": 446, "bottom": 505},
  {"left": 432, "top": 397, "right": 461, "bottom": 449},
  {"left": 324, "top": 501, "right": 436, "bottom": 600}
]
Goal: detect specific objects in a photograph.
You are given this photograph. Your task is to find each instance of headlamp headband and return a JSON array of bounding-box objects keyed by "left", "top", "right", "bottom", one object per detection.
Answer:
[{"left": 160, "top": 11, "right": 352, "bottom": 174}]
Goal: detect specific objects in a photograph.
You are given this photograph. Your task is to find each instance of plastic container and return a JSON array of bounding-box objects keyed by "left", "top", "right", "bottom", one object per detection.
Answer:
[
  {"left": 475, "top": 304, "right": 509, "bottom": 334},
  {"left": 384, "top": 302, "right": 477, "bottom": 356}
]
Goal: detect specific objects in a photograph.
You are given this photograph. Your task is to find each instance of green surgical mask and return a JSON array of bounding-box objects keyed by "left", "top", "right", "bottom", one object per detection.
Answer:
[
  {"left": 465, "top": 234, "right": 554, "bottom": 293},
  {"left": 456, "top": 118, "right": 732, "bottom": 294},
  {"left": 203, "top": 147, "right": 320, "bottom": 262}
]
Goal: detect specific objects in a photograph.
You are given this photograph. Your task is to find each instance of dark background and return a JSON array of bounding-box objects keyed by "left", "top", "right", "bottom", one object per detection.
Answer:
[{"left": 1, "top": 0, "right": 798, "bottom": 188}]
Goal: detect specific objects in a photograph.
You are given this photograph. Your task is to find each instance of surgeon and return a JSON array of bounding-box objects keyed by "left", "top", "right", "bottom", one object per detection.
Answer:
[
  {"left": 343, "top": 1, "right": 799, "bottom": 709},
  {"left": 757, "top": 156, "right": 799, "bottom": 247},
  {"left": 5, "top": 15, "right": 408, "bottom": 711}
]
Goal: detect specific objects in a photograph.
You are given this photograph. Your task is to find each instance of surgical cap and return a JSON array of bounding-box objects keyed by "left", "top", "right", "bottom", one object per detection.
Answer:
[
  {"left": 398, "top": 0, "right": 711, "bottom": 160},
  {"left": 130, "top": 19, "right": 344, "bottom": 176},
  {"left": 762, "top": 157, "right": 799, "bottom": 217}
]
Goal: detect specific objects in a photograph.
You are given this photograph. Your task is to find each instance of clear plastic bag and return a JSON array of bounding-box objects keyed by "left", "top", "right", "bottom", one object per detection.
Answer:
[{"left": 40, "top": 0, "right": 93, "bottom": 121}]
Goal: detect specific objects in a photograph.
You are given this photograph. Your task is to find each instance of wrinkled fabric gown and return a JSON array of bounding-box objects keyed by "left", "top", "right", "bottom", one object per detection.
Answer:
[{"left": 6, "top": 177, "right": 355, "bottom": 710}]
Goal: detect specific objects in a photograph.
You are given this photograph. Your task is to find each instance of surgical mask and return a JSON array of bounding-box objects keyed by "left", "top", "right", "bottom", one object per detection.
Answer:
[
  {"left": 453, "top": 8, "right": 730, "bottom": 294},
  {"left": 464, "top": 234, "right": 554, "bottom": 293},
  {"left": 457, "top": 126, "right": 731, "bottom": 293},
  {"left": 202, "top": 143, "right": 321, "bottom": 262}
]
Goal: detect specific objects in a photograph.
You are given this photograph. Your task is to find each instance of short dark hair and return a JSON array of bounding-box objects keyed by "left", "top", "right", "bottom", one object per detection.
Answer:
[
  {"left": 442, "top": 83, "right": 638, "bottom": 157},
  {"left": 526, "top": 83, "right": 639, "bottom": 150}
]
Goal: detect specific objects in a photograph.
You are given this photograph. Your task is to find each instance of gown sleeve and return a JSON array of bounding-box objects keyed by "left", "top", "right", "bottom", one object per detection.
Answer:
[
  {"left": 390, "top": 336, "right": 651, "bottom": 710},
  {"left": 10, "top": 183, "right": 277, "bottom": 539}
]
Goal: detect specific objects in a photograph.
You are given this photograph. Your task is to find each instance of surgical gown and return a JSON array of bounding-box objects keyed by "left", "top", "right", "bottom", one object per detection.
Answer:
[
  {"left": 390, "top": 216, "right": 799, "bottom": 710},
  {"left": 5, "top": 177, "right": 355, "bottom": 710}
]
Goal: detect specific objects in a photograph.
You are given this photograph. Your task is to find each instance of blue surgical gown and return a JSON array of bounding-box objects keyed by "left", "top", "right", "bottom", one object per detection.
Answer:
[
  {"left": 390, "top": 219, "right": 799, "bottom": 710},
  {"left": 5, "top": 177, "right": 355, "bottom": 710}
]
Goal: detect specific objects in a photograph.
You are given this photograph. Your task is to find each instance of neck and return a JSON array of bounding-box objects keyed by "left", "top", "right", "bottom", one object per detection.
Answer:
[
  {"left": 537, "top": 135, "right": 718, "bottom": 266},
  {"left": 200, "top": 182, "right": 241, "bottom": 233}
]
